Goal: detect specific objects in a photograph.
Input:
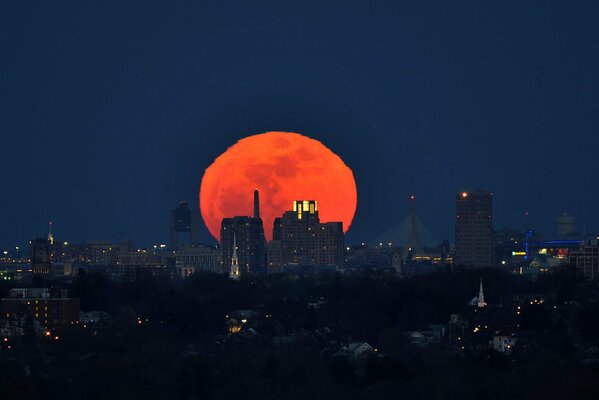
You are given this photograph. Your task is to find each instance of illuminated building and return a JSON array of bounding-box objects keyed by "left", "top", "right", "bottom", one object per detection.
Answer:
[
  {"left": 31, "top": 238, "right": 51, "bottom": 275},
  {"left": 229, "top": 234, "right": 240, "bottom": 280},
  {"left": 508, "top": 214, "right": 588, "bottom": 273},
  {"left": 170, "top": 201, "right": 200, "bottom": 249},
  {"left": 493, "top": 228, "right": 528, "bottom": 266},
  {"left": 571, "top": 239, "right": 599, "bottom": 281},
  {"left": 404, "top": 240, "right": 454, "bottom": 275},
  {"left": 278, "top": 200, "right": 344, "bottom": 269},
  {"left": 86, "top": 241, "right": 118, "bottom": 266},
  {"left": 0, "top": 288, "right": 79, "bottom": 335},
  {"left": 518, "top": 214, "right": 583, "bottom": 263},
  {"left": 455, "top": 191, "right": 492, "bottom": 268},
  {"left": 220, "top": 190, "right": 266, "bottom": 275}
]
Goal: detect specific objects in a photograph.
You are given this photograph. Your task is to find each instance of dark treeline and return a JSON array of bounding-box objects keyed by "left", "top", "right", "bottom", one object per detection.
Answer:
[{"left": 1, "top": 268, "right": 599, "bottom": 400}]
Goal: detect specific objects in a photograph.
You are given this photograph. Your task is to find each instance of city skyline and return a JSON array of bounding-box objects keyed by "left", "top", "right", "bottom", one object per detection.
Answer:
[
  {"left": 3, "top": 3, "right": 599, "bottom": 398},
  {"left": 0, "top": 187, "right": 592, "bottom": 252},
  {"left": 3, "top": 2, "right": 599, "bottom": 248}
]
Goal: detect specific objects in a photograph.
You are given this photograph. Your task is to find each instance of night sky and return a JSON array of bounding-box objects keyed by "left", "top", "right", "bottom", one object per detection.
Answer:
[{"left": 2, "top": 1, "right": 598, "bottom": 249}]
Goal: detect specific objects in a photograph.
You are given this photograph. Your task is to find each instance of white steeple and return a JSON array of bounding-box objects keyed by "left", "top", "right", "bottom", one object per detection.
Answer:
[
  {"left": 477, "top": 278, "right": 486, "bottom": 308},
  {"left": 229, "top": 233, "right": 240, "bottom": 280}
]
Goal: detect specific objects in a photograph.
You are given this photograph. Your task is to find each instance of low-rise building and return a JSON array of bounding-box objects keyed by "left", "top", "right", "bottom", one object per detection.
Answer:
[
  {"left": 175, "top": 244, "right": 221, "bottom": 274},
  {"left": 0, "top": 288, "right": 79, "bottom": 335}
]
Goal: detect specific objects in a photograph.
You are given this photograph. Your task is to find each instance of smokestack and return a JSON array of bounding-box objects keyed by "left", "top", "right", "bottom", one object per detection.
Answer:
[{"left": 253, "top": 189, "right": 260, "bottom": 218}]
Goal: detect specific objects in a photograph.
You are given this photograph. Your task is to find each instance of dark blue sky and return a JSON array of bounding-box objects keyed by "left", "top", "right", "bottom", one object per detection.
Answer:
[{"left": 2, "top": 1, "right": 598, "bottom": 249}]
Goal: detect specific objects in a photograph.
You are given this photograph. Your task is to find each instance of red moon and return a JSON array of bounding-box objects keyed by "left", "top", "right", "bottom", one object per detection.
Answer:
[{"left": 199, "top": 131, "right": 357, "bottom": 241}]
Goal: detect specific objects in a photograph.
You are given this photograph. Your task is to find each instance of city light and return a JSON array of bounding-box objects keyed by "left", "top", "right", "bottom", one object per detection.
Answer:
[{"left": 1, "top": 3, "right": 596, "bottom": 396}]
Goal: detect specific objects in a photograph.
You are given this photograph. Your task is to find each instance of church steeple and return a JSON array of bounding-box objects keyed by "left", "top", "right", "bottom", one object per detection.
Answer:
[
  {"left": 477, "top": 278, "right": 486, "bottom": 308},
  {"left": 229, "top": 233, "right": 240, "bottom": 280}
]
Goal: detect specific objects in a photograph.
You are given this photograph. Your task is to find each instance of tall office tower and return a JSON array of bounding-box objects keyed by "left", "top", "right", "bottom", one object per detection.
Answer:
[
  {"left": 31, "top": 238, "right": 52, "bottom": 275},
  {"left": 455, "top": 191, "right": 493, "bottom": 268},
  {"left": 170, "top": 201, "right": 199, "bottom": 249},
  {"left": 279, "top": 200, "right": 344, "bottom": 269},
  {"left": 220, "top": 190, "right": 266, "bottom": 275}
]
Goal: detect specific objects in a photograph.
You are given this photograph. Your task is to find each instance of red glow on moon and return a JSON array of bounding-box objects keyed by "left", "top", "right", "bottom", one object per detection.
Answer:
[{"left": 199, "top": 131, "right": 357, "bottom": 241}]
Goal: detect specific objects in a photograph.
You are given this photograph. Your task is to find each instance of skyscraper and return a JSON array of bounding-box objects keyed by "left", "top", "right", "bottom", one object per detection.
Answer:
[
  {"left": 170, "top": 201, "right": 199, "bottom": 249},
  {"left": 277, "top": 200, "right": 344, "bottom": 269},
  {"left": 220, "top": 190, "right": 266, "bottom": 275},
  {"left": 455, "top": 191, "right": 493, "bottom": 268}
]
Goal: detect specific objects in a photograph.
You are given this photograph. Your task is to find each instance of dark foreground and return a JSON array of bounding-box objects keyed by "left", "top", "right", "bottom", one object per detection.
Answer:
[{"left": 1, "top": 268, "right": 599, "bottom": 400}]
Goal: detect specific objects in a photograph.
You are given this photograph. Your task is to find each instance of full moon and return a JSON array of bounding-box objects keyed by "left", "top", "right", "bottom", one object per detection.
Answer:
[{"left": 199, "top": 131, "right": 357, "bottom": 241}]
